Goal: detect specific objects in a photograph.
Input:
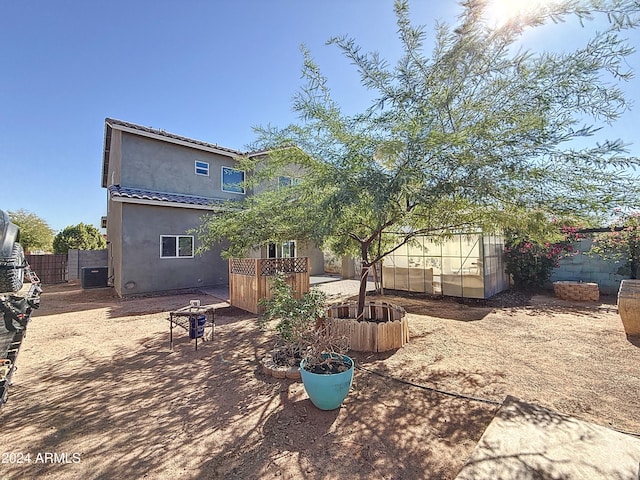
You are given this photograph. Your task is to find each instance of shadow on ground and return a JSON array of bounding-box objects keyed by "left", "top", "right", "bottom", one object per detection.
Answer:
[
  {"left": 0, "top": 307, "right": 501, "bottom": 479},
  {"left": 2, "top": 283, "right": 639, "bottom": 479}
]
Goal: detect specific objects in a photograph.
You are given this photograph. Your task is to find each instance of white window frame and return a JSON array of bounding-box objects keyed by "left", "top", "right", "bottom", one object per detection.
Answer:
[
  {"left": 281, "top": 240, "right": 296, "bottom": 258},
  {"left": 267, "top": 240, "right": 296, "bottom": 258},
  {"left": 195, "top": 160, "right": 209, "bottom": 176},
  {"left": 221, "top": 166, "right": 245, "bottom": 194},
  {"left": 160, "top": 235, "right": 194, "bottom": 258}
]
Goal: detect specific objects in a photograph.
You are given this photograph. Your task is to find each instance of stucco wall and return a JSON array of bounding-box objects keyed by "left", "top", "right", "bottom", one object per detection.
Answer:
[
  {"left": 120, "top": 133, "right": 248, "bottom": 199},
  {"left": 116, "top": 203, "right": 228, "bottom": 296}
]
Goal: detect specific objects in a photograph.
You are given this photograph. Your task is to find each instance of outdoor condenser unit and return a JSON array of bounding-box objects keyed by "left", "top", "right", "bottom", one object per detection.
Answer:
[{"left": 81, "top": 267, "right": 108, "bottom": 289}]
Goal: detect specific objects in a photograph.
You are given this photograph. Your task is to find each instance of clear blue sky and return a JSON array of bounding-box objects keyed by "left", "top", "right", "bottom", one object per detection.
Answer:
[{"left": 1, "top": 1, "right": 638, "bottom": 233}]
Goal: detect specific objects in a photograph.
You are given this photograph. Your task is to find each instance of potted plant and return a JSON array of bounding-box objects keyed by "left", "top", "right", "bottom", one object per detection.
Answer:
[
  {"left": 259, "top": 272, "right": 353, "bottom": 410},
  {"left": 299, "top": 321, "right": 353, "bottom": 410}
]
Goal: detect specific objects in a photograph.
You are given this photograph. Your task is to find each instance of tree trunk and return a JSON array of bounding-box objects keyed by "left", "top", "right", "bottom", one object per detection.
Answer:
[{"left": 357, "top": 261, "right": 369, "bottom": 320}]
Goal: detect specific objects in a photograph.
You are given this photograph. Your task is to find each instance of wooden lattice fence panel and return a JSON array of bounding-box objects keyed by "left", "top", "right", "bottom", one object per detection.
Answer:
[{"left": 229, "top": 257, "right": 310, "bottom": 314}]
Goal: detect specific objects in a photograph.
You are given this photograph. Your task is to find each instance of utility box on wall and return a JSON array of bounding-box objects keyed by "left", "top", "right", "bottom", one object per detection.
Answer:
[{"left": 81, "top": 267, "right": 108, "bottom": 289}]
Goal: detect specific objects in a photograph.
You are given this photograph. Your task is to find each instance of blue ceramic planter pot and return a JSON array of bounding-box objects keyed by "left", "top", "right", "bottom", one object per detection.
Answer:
[{"left": 300, "top": 354, "right": 354, "bottom": 410}]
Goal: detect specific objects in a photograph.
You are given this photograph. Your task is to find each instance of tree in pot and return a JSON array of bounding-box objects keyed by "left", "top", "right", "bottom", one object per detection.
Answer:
[{"left": 260, "top": 273, "right": 352, "bottom": 410}]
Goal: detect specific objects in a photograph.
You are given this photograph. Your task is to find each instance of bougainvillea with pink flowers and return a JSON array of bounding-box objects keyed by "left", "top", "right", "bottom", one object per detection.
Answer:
[
  {"left": 504, "top": 227, "right": 584, "bottom": 289},
  {"left": 588, "top": 210, "right": 640, "bottom": 279}
]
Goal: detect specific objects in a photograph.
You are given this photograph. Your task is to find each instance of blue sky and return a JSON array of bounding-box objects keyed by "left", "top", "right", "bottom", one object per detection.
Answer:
[{"left": 1, "top": 0, "right": 638, "bottom": 233}]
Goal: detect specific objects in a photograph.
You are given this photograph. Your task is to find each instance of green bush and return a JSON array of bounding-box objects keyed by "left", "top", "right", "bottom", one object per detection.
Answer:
[
  {"left": 588, "top": 210, "right": 640, "bottom": 279},
  {"left": 504, "top": 227, "right": 581, "bottom": 289},
  {"left": 258, "top": 272, "right": 327, "bottom": 365}
]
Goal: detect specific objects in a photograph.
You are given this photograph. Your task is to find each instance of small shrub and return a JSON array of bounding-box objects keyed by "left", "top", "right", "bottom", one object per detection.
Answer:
[
  {"left": 259, "top": 272, "right": 349, "bottom": 371},
  {"left": 588, "top": 210, "right": 640, "bottom": 279},
  {"left": 258, "top": 272, "right": 327, "bottom": 366}
]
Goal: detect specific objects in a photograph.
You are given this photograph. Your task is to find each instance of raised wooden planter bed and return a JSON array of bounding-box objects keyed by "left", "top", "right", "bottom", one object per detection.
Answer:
[
  {"left": 326, "top": 301, "right": 408, "bottom": 352},
  {"left": 553, "top": 281, "right": 599, "bottom": 302}
]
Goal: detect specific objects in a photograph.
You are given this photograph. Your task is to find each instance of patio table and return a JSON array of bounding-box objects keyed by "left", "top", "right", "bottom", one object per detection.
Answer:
[{"left": 168, "top": 305, "right": 215, "bottom": 351}]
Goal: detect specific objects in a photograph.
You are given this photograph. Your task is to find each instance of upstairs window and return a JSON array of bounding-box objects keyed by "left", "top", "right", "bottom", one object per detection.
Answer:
[
  {"left": 222, "top": 167, "right": 245, "bottom": 194},
  {"left": 278, "top": 176, "right": 300, "bottom": 189},
  {"left": 160, "top": 235, "right": 194, "bottom": 258},
  {"left": 195, "top": 161, "right": 209, "bottom": 176},
  {"left": 278, "top": 176, "right": 292, "bottom": 188}
]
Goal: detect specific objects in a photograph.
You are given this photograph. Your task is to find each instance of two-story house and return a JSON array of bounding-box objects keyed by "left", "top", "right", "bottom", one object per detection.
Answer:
[{"left": 101, "top": 118, "right": 324, "bottom": 297}]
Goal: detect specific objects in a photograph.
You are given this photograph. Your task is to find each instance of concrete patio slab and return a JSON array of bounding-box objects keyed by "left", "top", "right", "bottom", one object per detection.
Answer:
[
  {"left": 455, "top": 395, "right": 640, "bottom": 480},
  {"left": 311, "top": 277, "right": 375, "bottom": 300},
  {"left": 199, "top": 285, "right": 230, "bottom": 302},
  {"left": 200, "top": 276, "right": 376, "bottom": 304}
]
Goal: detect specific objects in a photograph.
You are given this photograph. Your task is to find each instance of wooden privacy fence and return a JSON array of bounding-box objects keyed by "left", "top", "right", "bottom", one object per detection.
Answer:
[
  {"left": 25, "top": 254, "right": 68, "bottom": 284},
  {"left": 229, "top": 257, "right": 310, "bottom": 314}
]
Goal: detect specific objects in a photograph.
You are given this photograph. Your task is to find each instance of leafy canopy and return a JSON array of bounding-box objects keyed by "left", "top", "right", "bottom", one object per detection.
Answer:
[
  {"left": 8, "top": 209, "right": 55, "bottom": 253},
  {"left": 53, "top": 223, "right": 106, "bottom": 254},
  {"left": 197, "top": 0, "right": 640, "bottom": 310}
]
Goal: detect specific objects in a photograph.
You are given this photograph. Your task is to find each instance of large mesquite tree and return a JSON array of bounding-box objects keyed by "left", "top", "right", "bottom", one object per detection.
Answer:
[{"left": 197, "top": 0, "right": 640, "bottom": 316}]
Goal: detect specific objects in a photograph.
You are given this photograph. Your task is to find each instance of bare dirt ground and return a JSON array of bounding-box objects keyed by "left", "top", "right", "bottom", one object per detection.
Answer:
[{"left": 0, "top": 281, "right": 638, "bottom": 479}]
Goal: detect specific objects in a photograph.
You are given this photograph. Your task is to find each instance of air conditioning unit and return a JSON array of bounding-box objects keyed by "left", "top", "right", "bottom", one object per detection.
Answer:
[{"left": 81, "top": 267, "right": 108, "bottom": 289}]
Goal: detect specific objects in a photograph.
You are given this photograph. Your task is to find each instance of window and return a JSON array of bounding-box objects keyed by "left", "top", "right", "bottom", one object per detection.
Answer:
[
  {"left": 278, "top": 176, "right": 299, "bottom": 189},
  {"left": 160, "top": 235, "right": 194, "bottom": 258},
  {"left": 268, "top": 240, "right": 296, "bottom": 258},
  {"left": 195, "top": 161, "right": 209, "bottom": 176},
  {"left": 282, "top": 240, "right": 296, "bottom": 258},
  {"left": 222, "top": 166, "right": 245, "bottom": 194}
]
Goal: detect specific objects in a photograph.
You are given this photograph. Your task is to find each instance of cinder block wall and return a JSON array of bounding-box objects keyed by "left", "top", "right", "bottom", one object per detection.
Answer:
[
  {"left": 67, "top": 249, "right": 109, "bottom": 280},
  {"left": 550, "top": 238, "right": 628, "bottom": 295}
]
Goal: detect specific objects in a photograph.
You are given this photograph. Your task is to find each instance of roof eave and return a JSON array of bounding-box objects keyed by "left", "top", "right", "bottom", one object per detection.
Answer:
[
  {"left": 110, "top": 195, "right": 229, "bottom": 211},
  {"left": 105, "top": 118, "right": 243, "bottom": 158},
  {"left": 101, "top": 121, "right": 113, "bottom": 188}
]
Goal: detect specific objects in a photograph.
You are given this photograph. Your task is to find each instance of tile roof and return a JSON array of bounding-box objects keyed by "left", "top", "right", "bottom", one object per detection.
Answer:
[
  {"left": 108, "top": 185, "right": 229, "bottom": 208},
  {"left": 105, "top": 118, "right": 243, "bottom": 156}
]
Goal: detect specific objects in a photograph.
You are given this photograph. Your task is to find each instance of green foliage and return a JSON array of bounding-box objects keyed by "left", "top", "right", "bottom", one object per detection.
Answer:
[
  {"left": 258, "top": 273, "right": 328, "bottom": 365},
  {"left": 504, "top": 227, "right": 583, "bottom": 288},
  {"left": 259, "top": 273, "right": 349, "bottom": 370},
  {"left": 8, "top": 209, "right": 54, "bottom": 253},
  {"left": 52, "top": 223, "right": 106, "bottom": 254},
  {"left": 198, "top": 0, "right": 640, "bottom": 312},
  {"left": 588, "top": 210, "right": 640, "bottom": 279}
]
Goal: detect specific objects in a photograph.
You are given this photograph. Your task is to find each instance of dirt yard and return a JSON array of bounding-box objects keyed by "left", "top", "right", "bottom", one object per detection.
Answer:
[{"left": 0, "top": 282, "right": 638, "bottom": 479}]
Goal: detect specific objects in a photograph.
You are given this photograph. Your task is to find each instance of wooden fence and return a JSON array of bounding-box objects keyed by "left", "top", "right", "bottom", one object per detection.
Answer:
[
  {"left": 229, "top": 257, "right": 310, "bottom": 314},
  {"left": 25, "top": 254, "right": 68, "bottom": 284}
]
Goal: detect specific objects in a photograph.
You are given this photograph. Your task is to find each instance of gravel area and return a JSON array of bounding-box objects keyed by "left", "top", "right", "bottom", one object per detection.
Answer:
[{"left": 0, "top": 281, "right": 637, "bottom": 479}]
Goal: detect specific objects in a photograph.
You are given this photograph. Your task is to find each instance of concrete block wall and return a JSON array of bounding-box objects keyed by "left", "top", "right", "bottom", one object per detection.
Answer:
[
  {"left": 67, "top": 249, "right": 109, "bottom": 281},
  {"left": 549, "top": 238, "right": 628, "bottom": 295}
]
